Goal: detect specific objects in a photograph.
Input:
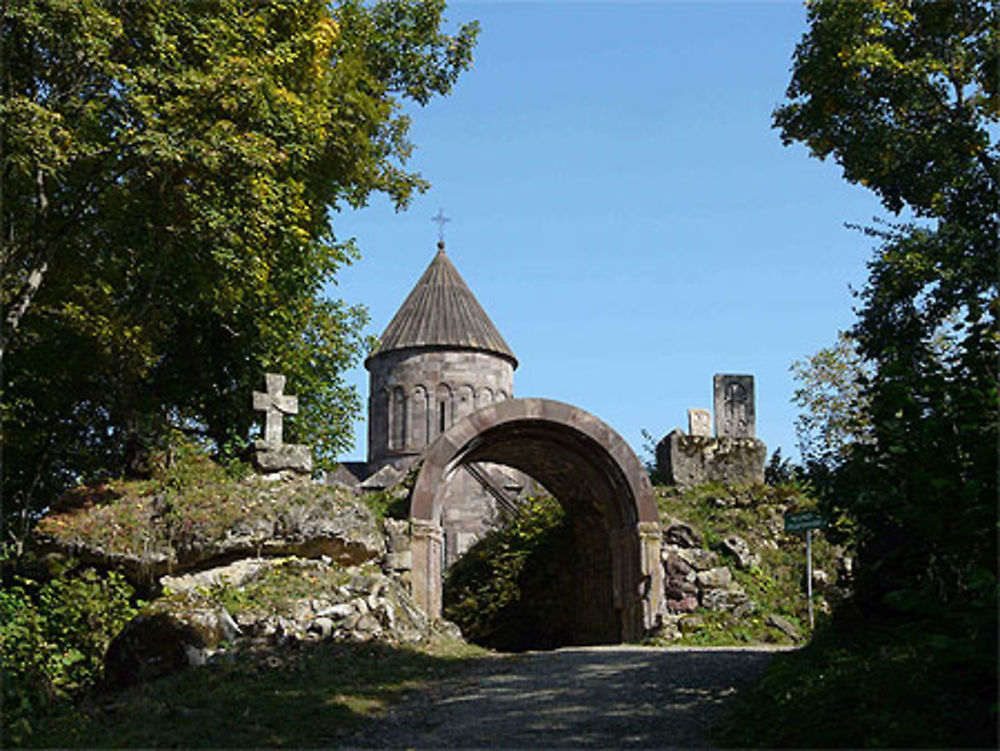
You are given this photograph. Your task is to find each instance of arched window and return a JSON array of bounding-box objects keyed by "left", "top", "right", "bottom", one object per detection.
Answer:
[
  {"left": 476, "top": 387, "right": 493, "bottom": 411},
  {"left": 389, "top": 386, "right": 407, "bottom": 451},
  {"left": 410, "top": 385, "right": 429, "bottom": 449},
  {"left": 434, "top": 383, "right": 452, "bottom": 438},
  {"left": 373, "top": 388, "right": 390, "bottom": 455},
  {"left": 456, "top": 385, "right": 474, "bottom": 420}
]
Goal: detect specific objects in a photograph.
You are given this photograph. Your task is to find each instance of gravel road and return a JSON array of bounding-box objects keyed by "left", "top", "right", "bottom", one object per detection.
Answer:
[{"left": 358, "top": 645, "right": 792, "bottom": 749}]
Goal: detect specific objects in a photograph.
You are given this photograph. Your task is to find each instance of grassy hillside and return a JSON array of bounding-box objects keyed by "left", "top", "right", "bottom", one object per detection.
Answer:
[{"left": 652, "top": 482, "right": 846, "bottom": 646}]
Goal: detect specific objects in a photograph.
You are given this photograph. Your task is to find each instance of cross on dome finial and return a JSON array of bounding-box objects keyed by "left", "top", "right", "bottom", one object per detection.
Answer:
[{"left": 431, "top": 207, "right": 450, "bottom": 247}]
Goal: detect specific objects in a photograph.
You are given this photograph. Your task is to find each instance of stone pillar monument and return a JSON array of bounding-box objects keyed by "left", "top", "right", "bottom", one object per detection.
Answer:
[{"left": 714, "top": 374, "right": 755, "bottom": 438}]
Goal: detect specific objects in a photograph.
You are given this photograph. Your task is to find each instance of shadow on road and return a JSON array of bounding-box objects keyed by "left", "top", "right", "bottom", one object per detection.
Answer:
[{"left": 359, "top": 645, "right": 790, "bottom": 749}]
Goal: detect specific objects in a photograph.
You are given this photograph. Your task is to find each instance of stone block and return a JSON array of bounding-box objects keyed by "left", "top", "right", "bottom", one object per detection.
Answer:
[
  {"left": 700, "top": 584, "right": 748, "bottom": 612},
  {"left": 315, "top": 602, "right": 355, "bottom": 620},
  {"left": 254, "top": 444, "right": 312, "bottom": 474},
  {"left": 383, "top": 518, "right": 411, "bottom": 552},
  {"left": 721, "top": 534, "right": 760, "bottom": 570},
  {"left": 667, "top": 596, "right": 698, "bottom": 614},
  {"left": 384, "top": 551, "right": 412, "bottom": 571},
  {"left": 687, "top": 408, "right": 712, "bottom": 437},
  {"left": 676, "top": 547, "right": 720, "bottom": 572},
  {"left": 663, "top": 519, "right": 703, "bottom": 548},
  {"left": 695, "top": 566, "right": 733, "bottom": 590},
  {"left": 661, "top": 547, "right": 694, "bottom": 578},
  {"left": 664, "top": 578, "right": 698, "bottom": 600},
  {"left": 308, "top": 617, "right": 335, "bottom": 639}
]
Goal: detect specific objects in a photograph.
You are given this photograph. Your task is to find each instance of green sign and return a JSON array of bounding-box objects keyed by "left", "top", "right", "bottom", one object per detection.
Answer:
[{"left": 784, "top": 510, "right": 826, "bottom": 534}]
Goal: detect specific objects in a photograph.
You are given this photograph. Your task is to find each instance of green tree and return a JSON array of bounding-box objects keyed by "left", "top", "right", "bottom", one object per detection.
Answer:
[
  {"left": 1, "top": 0, "right": 478, "bottom": 538},
  {"left": 443, "top": 495, "right": 574, "bottom": 651},
  {"left": 776, "top": 0, "right": 997, "bottom": 616},
  {"left": 790, "top": 331, "right": 873, "bottom": 471}
]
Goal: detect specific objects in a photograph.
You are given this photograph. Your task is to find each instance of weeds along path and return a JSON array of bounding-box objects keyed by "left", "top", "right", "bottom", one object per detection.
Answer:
[{"left": 356, "top": 645, "right": 793, "bottom": 749}]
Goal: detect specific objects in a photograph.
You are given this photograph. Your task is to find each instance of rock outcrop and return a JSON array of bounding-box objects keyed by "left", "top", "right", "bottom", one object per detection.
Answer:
[
  {"left": 105, "top": 597, "right": 241, "bottom": 686},
  {"left": 34, "top": 477, "right": 385, "bottom": 586},
  {"left": 31, "top": 466, "right": 451, "bottom": 688},
  {"left": 653, "top": 483, "right": 855, "bottom": 645}
]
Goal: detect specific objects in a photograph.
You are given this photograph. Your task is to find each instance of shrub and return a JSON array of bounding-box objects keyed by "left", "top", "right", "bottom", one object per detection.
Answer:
[
  {"left": 443, "top": 496, "right": 572, "bottom": 651},
  {"left": 717, "top": 611, "right": 998, "bottom": 748},
  {"left": 0, "top": 568, "right": 140, "bottom": 746}
]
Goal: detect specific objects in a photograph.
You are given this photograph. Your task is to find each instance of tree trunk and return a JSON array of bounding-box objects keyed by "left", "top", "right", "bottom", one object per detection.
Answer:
[{"left": 0, "top": 169, "right": 51, "bottom": 360}]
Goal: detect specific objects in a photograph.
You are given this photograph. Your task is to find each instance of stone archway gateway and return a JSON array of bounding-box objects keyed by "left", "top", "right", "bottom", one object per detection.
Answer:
[{"left": 409, "top": 398, "right": 664, "bottom": 643}]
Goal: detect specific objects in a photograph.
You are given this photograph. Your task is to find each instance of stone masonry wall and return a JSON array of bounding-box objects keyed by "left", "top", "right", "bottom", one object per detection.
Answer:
[
  {"left": 656, "top": 430, "right": 767, "bottom": 487},
  {"left": 367, "top": 348, "right": 514, "bottom": 467}
]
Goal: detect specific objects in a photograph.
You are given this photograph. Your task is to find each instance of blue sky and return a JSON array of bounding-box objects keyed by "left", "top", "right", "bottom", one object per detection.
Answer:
[{"left": 329, "top": 0, "right": 886, "bottom": 465}]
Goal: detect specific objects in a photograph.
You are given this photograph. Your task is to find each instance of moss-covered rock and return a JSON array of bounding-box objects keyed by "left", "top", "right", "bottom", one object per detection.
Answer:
[{"left": 33, "top": 458, "right": 384, "bottom": 586}]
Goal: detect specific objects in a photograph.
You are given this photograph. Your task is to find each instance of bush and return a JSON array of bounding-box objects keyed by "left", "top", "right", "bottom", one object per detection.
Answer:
[
  {"left": 0, "top": 567, "right": 140, "bottom": 746},
  {"left": 443, "top": 496, "right": 573, "bottom": 651},
  {"left": 717, "top": 609, "right": 998, "bottom": 748}
]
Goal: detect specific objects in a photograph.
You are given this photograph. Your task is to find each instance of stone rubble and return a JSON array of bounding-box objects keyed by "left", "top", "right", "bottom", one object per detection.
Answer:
[
  {"left": 660, "top": 522, "right": 749, "bottom": 618},
  {"left": 659, "top": 518, "right": 783, "bottom": 623},
  {"left": 104, "top": 556, "right": 460, "bottom": 688},
  {"left": 720, "top": 534, "right": 761, "bottom": 571}
]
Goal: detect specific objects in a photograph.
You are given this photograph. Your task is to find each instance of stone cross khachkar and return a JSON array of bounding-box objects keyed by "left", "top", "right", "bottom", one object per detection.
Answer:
[
  {"left": 713, "top": 374, "right": 755, "bottom": 438},
  {"left": 252, "top": 373, "right": 312, "bottom": 474},
  {"left": 253, "top": 373, "right": 297, "bottom": 448}
]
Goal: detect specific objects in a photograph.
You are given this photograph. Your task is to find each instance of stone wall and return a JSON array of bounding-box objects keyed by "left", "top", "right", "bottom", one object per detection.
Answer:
[
  {"left": 656, "top": 429, "right": 767, "bottom": 487},
  {"left": 365, "top": 348, "right": 523, "bottom": 572},
  {"left": 366, "top": 348, "right": 514, "bottom": 467}
]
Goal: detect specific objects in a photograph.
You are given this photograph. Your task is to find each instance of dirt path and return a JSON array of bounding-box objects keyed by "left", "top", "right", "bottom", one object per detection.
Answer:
[{"left": 358, "top": 645, "right": 791, "bottom": 749}]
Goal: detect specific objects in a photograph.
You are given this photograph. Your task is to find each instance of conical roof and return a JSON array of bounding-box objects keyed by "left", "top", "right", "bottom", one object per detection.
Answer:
[{"left": 366, "top": 243, "right": 517, "bottom": 368}]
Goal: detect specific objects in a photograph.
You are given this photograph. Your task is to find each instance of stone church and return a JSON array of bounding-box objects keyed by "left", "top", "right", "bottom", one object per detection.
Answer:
[
  {"left": 336, "top": 240, "right": 530, "bottom": 565},
  {"left": 365, "top": 239, "right": 516, "bottom": 468}
]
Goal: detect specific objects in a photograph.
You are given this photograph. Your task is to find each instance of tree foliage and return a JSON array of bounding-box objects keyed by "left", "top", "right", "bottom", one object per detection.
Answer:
[
  {"left": 775, "top": 0, "right": 997, "bottom": 223},
  {"left": 1, "top": 0, "right": 478, "bottom": 536},
  {"left": 755, "top": 5, "right": 999, "bottom": 743},
  {"left": 790, "top": 331, "right": 873, "bottom": 471},
  {"left": 777, "top": 0, "right": 997, "bottom": 624}
]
